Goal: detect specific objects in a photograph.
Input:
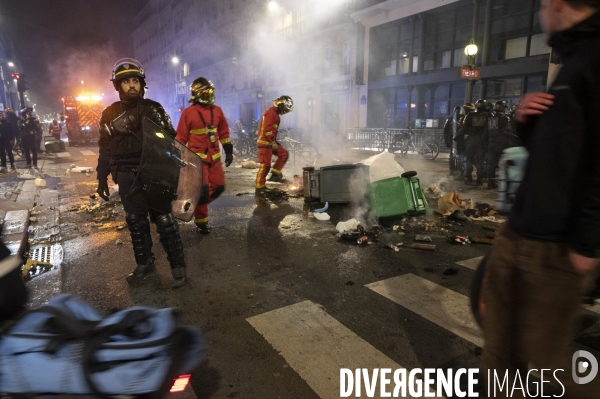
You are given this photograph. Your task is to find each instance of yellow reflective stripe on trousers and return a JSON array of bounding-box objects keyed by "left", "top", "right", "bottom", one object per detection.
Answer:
[
  {"left": 257, "top": 140, "right": 270, "bottom": 146},
  {"left": 265, "top": 131, "right": 273, "bottom": 136},
  {"left": 256, "top": 164, "right": 265, "bottom": 188},
  {"left": 190, "top": 128, "right": 218, "bottom": 134},
  {"left": 220, "top": 138, "right": 231, "bottom": 144},
  {"left": 194, "top": 217, "right": 208, "bottom": 224},
  {"left": 196, "top": 152, "right": 221, "bottom": 160},
  {"left": 272, "top": 168, "right": 281, "bottom": 174}
]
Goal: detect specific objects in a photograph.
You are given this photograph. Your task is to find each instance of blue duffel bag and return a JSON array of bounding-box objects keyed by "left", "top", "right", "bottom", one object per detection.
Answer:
[{"left": 0, "top": 294, "right": 205, "bottom": 397}]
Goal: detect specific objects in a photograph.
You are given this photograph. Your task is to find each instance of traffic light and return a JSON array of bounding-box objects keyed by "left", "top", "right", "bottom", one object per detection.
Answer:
[{"left": 11, "top": 73, "right": 27, "bottom": 92}]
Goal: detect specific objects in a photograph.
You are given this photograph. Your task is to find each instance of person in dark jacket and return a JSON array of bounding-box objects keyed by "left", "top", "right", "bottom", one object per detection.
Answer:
[
  {"left": 482, "top": 0, "right": 600, "bottom": 396},
  {"left": 0, "top": 113, "right": 15, "bottom": 171},
  {"left": 18, "top": 107, "right": 40, "bottom": 169},
  {"left": 5, "top": 108, "right": 18, "bottom": 147},
  {"left": 484, "top": 101, "right": 511, "bottom": 188},
  {"left": 96, "top": 58, "right": 188, "bottom": 288},
  {"left": 461, "top": 99, "right": 489, "bottom": 185}
]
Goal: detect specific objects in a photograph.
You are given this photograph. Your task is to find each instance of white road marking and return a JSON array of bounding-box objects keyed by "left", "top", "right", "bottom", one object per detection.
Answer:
[
  {"left": 56, "top": 152, "right": 71, "bottom": 158},
  {"left": 247, "top": 300, "right": 443, "bottom": 399},
  {"left": 79, "top": 150, "right": 96, "bottom": 156},
  {"left": 455, "top": 256, "right": 484, "bottom": 271},
  {"left": 366, "top": 274, "right": 482, "bottom": 347}
]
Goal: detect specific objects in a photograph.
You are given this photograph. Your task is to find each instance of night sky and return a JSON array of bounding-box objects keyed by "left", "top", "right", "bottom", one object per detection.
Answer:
[{"left": 0, "top": 0, "right": 146, "bottom": 115}]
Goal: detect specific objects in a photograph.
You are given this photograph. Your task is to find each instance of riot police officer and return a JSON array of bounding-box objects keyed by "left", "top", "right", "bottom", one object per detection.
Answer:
[
  {"left": 18, "top": 107, "right": 41, "bottom": 169},
  {"left": 461, "top": 99, "right": 489, "bottom": 185},
  {"left": 96, "top": 58, "right": 188, "bottom": 288},
  {"left": 453, "top": 103, "right": 474, "bottom": 180},
  {"left": 485, "top": 101, "right": 511, "bottom": 189},
  {"left": 444, "top": 106, "right": 463, "bottom": 177}
]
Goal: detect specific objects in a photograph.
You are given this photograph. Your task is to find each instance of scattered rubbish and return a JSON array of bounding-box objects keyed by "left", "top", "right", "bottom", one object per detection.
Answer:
[
  {"left": 471, "top": 236, "right": 494, "bottom": 245},
  {"left": 313, "top": 212, "right": 330, "bottom": 221},
  {"left": 19, "top": 173, "right": 35, "bottom": 180},
  {"left": 91, "top": 222, "right": 105, "bottom": 228},
  {"left": 70, "top": 166, "right": 93, "bottom": 173},
  {"left": 415, "top": 234, "right": 432, "bottom": 242},
  {"left": 92, "top": 215, "right": 110, "bottom": 223},
  {"left": 424, "top": 184, "right": 444, "bottom": 199},
  {"left": 387, "top": 243, "right": 403, "bottom": 252},
  {"left": 482, "top": 225, "right": 497, "bottom": 232},
  {"left": 34, "top": 178, "right": 47, "bottom": 187},
  {"left": 22, "top": 259, "right": 53, "bottom": 281},
  {"left": 116, "top": 239, "right": 123, "bottom": 245},
  {"left": 90, "top": 194, "right": 97, "bottom": 199},
  {"left": 436, "top": 190, "right": 465, "bottom": 214},
  {"left": 27, "top": 226, "right": 34, "bottom": 234},
  {"left": 340, "top": 231, "right": 361, "bottom": 241},
  {"left": 116, "top": 224, "right": 127, "bottom": 230},
  {"left": 449, "top": 210, "right": 468, "bottom": 221},
  {"left": 234, "top": 164, "right": 243, "bottom": 169},
  {"left": 241, "top": 161, "right": 258, "bottom": 169},
  {"left": 406, "top": 243, "right": 436, "bottom": 251},
  {"left": 443, "top": 268, "right": 459, "bottom": 276},
  {"left": 314, "top": 202, "right": 329, "bottom": 213},
  {"left": 30, "top": 211, "right": 40, "bottom": 216},
  {"left": 392, "top": 225, "right": 400, "bottom": 231},
  {"left": 336, "top": 218, "right": 360, "bottom": 234},
  {"left": 452, "top": 235, "right": 471, "bottom": 245},
  {"left": 29, "top": 217, "right": 38, "bottom": 223},
  {"left": 357, "top": 236, "right": 369, "bottom": 245}
]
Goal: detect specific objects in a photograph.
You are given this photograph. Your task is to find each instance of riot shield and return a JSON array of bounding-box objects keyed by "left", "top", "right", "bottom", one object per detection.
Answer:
[{"left": 127, "top": 117, "right": 204, "bottom": 221}]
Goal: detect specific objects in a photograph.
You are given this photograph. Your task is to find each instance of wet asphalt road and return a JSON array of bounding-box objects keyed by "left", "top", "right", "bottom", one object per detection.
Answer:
[{"left": 22, "top": 147, "right": 600, "bottom": 399}]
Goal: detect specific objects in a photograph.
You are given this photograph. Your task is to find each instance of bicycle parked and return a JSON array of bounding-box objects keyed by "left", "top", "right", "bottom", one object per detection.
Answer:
[
  {"left": 388, "top": 128, "right": 439, "bottom": 160},
  {"left": 234, "top": 129, "right": 258, "bottom": 158}
]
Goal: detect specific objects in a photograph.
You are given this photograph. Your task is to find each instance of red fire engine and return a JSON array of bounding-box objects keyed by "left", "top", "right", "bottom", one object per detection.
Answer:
[{"left": 61, "top": 95, "right": 103, "bottom": 145}]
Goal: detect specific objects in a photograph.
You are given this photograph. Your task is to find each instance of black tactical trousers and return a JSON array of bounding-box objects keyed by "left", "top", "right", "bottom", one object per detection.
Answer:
[
  {"left": 21, "top": 133, "right": 37, "bottom": 167},
  {"left": 0, "top": 135, "right": 14, "bottom": 167},
  {"left": 486, "top": 141, "right": 506, "bottom": 181},
  {"left": 117, "top": 170, "right": 151, "bottom": 216},
  {"left": 465, "top": 135, "right": 485, "bottom": 181}
]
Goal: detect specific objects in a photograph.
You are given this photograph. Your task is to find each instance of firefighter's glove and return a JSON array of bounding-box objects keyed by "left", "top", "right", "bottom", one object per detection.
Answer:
[
  {"left": 225, "top": 153, "right": 233, "bottom": 167},
  {"left": 223, "top": 143, "right": 234, "bottom": 167},
  {"left": 271, "top": 142, "right": 278, "bottom": 151},
  {"left": 97, "top": 179, "right": 110, "bottom": 201}
]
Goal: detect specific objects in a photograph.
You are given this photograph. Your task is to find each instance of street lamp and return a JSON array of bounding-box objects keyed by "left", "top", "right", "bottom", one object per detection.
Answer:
[
  {"left": 172, "top": 57, "right": 179, "bottom": 65},
  {"left": 461, "top": 39, "right": 480, "bottom": 103},
  {"left": 464, "top": 39, "right": 478, "bottom": 66},
  {"left": 268, "top": 1, "right": 279, "bottom": 12}
]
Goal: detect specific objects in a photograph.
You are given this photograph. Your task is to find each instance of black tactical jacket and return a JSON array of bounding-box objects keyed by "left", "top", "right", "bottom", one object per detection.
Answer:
[{"left": 96, "top": 98, "right": 176, "bottom": 182}]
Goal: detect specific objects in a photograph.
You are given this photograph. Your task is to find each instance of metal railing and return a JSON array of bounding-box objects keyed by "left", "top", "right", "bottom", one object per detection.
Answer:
[{"left": 345, "top": 128, "right": 446, "bottom": 152}]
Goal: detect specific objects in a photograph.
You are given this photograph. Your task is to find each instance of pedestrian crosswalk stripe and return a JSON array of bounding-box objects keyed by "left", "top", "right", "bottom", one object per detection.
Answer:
[
  {"left": 56, "top": 152, "right": 71, "bottom": 158},
  {"left": 79, "top": 150, "right": 96, "bottom": 156},
  {"left": 583, "top": 304, "right": 600, "bottom": 315},
  {"left": 365, "top": 274, "right": 483, "bottom": 347},
  {"left": 455, "top": 256, "right": 484, "bottom": 271},
  {"left": 247, "top": 300, "right": 444, "bottom": 399}
]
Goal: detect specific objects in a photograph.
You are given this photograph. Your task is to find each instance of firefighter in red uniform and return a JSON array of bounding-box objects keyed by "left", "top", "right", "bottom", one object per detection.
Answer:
[
  {"left": 255, "top": 95, "right": 293, "bottom": 193},
  {"left": 48, "top": 119, "right": 62, "bottom": 140},
  {"left": 176, "top": 77, "right": 233, "bottom": 234}
]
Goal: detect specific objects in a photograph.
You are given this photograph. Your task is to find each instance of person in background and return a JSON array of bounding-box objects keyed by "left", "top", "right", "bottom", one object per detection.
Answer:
[
  {"left": 18, "top": 107, "right": 40, "bottom": 169},
  {"left": 0, "top": 113, "right": 15, "bottom": 171},
  {"left": 482, "top": 0, "right": 600, "bottom": 397},
  {"left": 49, "top": 119, "right": 62, "bottom": 140}
]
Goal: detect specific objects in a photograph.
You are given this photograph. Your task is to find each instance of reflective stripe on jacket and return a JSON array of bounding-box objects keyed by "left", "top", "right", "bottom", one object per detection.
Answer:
[
  {"left": 256, "top": 106, "right": 280, "bottom": 148},
  {"left": 176, "top": 103, "right": 230, "bottom": 164}
]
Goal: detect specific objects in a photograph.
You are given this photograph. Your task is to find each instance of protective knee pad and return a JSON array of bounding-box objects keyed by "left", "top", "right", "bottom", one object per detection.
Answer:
[
  {"left": 210, "top": 185, "right": 225, "bottom": 201},
  {"left": 125, "top": 213, "right": 153, "bottom": 265},
  {"left": 155, "top": 213, "right": 179, "bottom": 235},
  {"left": 155, "top": 213, "right": 185, "bottom": 269}
]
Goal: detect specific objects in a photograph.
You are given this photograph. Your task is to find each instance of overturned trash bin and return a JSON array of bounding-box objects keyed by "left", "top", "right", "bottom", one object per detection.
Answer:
[
  {"left": 366, "top": 171, "right": 428, "bottom": 218},
  {"left": 43, "top": 135, "right": 67, "bottom": 154}
]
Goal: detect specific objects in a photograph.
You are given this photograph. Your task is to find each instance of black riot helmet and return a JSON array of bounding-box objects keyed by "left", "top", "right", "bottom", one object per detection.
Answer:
[
  {"left": 463, "top": 103, "right": 475, "bottom": 114},
  {"left": 273, "top": 95, "right": 293, "bottom": 114},
  {"left": 453, "top": 106, "right": 462, "bottom": 115},
  {"left": 494, "top": 100, "right": 506, "bottom": 113},
  {"left": 189, "top": 77, "right": 215, "bottom": 105},
  {"left": 475, "top": 99, "right": 486, "bottom": 111},
  {"left": 110, "top": 58, "right": 146, "bottom": 91},
  {"left": 21, "top": 107, "right": 33, "bottom": 118}
]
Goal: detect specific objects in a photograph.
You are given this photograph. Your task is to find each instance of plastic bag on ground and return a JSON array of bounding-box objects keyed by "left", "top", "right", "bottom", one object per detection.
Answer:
[{"left": 336, "top": 218, "right": 360, "bottom": 233}]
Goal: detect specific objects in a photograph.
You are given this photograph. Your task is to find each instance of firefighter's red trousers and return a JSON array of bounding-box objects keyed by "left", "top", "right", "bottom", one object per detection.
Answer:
[
  {"left": 194, "top": 161, "right": 225, "bottom": 225},
  {"left": 255, "top": 145, "right": 288, "bottom": 188}
]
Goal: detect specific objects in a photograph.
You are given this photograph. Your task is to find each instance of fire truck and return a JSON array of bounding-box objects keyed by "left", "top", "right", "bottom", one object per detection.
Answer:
[{"left": 61, "top": 95, "right": 103, "bottom": 145}]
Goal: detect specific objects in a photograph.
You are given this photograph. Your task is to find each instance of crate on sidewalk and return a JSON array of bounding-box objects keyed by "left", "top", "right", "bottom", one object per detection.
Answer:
[
  {"left": 43, "top": 135, "right": 66, "bottom": 154},
  {"left": 366, "top": 172, "right": 428, "bottom": 218}
]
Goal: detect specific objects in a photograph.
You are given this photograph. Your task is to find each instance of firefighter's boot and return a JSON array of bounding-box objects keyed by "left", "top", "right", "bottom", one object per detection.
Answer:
[
  {"left": 125, "top": 214, "right": 156, "bottom": 284},
  {"left": 156, "top": 213, "right": 187, "bottom": 288},
  {"left": 268, "top": 172, "right": 285, "bottom": 183}
]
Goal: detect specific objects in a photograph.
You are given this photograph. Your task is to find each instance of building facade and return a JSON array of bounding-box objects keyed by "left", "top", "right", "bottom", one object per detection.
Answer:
[{"left": 132, "top": 0, "right": 550, "bottom": 133}]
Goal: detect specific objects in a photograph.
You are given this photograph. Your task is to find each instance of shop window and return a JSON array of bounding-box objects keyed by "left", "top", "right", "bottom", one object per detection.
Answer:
[
  {"left": 454, "top": 49, "right": 468, "bottom": 66},
  {"left": 505, "top": 37, "right": 527, "bottom": 59},
  {"left": 385, "top": 61, "right": 396, "bottom": 76},
  {"left": 529, "top": 33, "right": 551, "bottom": 56},
  {"left": 342, "top": 41, "right": 352, "bottom": 75}
]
